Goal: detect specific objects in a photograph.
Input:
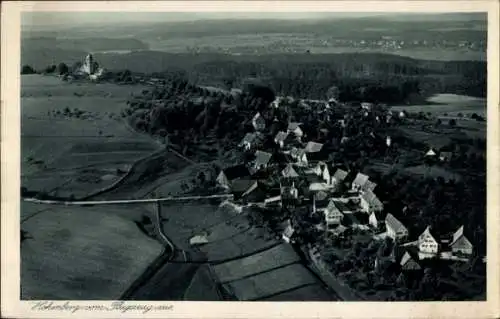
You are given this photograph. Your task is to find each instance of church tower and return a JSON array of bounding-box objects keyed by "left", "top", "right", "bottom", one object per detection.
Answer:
[{"left": 83, "top": 53, "right": 95, "bottom": 75}]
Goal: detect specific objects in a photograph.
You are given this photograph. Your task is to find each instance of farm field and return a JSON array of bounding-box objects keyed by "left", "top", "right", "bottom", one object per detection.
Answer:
[
  {"left": 158, "top": 202, "right": 225, "bottom": 251},
  {"left": 212, "top": 243, "right": 300, "bottom": 283},
  {"left": 199, "top": 210, "right": 281, "bottom": 261},
  {"left": 21, "top": 74, "right": 161, "bottom": 198},
  {"left": 223, "top": 263, "right": 322, "bottom": 301},
  {"left": 21, "top": 203, "right": 163, "bottom": 300},
  {"left": 260, "top": 284, "right": 335, "bottom": 301},
  {"left": 182, "top": 265, "right": 223, "bottom": 301}
]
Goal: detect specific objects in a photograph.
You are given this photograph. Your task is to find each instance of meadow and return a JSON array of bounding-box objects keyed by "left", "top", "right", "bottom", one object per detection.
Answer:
[
  {"left": 21, "top": 75, "right": 161, "bottom": 198},
  {"left": 21, "top": 203, "right": 163, "bottom": 300},
  {"left": 391, "top": 93, "right": 487, "bottom": 116}
]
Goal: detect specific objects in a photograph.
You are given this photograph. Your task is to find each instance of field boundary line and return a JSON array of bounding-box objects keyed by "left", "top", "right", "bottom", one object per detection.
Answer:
[
  {"left": 78, "top": 149, "right": 169, "bottom": 200},
  {"left": 22, "top": 193, "right": 234, "bottom": 206},
  {"left": 248, "top": 282, "right": 318, "bottom": 301},
  {"left": 119, "top": 248, "right": 173, "bottom": 300},
  {"left": 218, "top": 260, "right": 302, "bottom": 285}
]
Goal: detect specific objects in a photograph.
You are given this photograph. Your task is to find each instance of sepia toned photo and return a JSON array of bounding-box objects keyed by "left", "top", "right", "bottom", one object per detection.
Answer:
[{"left": 2, "top": 1, "right": 499, "bottom": 318}]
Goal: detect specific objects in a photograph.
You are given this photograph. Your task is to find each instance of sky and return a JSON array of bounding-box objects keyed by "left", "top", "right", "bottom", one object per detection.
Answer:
[{"left": 22, "top": 12, "right": 485, "bottom": 28}]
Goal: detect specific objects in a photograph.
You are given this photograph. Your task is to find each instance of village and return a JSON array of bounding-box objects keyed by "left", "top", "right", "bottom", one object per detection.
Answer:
[
  {"left": 26, "top": 51, "right": 485, "bottom": 301},
  {"left": 212, "top": 94, "right": 480, "bottom": 300}
]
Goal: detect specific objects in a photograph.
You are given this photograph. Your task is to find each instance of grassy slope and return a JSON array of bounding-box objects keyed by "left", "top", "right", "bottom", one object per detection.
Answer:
[
  {"left": 21, "top": 204, "right": 162, "bottom": 300},
  {"left": 21, "top": 75, "right": 161, "bottom": 198}
]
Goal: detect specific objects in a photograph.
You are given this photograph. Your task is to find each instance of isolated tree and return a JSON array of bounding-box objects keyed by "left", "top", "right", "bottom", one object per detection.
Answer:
[
  {"left": 449, "top": 119, "right": 457, "bottom": 128},
  {"left": 21, "top": 65, "right": 36, "bottom": 75},
  {"left": 57, "top": 62, "right": 69, "bottom": 75}
]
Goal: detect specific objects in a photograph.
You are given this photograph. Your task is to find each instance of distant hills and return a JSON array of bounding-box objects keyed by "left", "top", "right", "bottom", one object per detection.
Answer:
[{"left": 22, "top": 37, "right": 149, "bottom": 53}]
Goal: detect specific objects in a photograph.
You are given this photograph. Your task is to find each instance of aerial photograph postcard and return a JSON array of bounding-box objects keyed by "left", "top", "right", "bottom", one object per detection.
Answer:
[{"left": 17, "top": 8, "right": 489, "bottom": 305}]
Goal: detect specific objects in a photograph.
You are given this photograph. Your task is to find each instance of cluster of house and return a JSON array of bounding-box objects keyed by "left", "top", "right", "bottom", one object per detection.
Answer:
[
  {"left": 215, "top": 100, "right": 476, "bottom": 274},
  {"left": 375, "top": 222, "right": 475, "bottom": 273},
  {"left": 216, "top": 106, "right": 391, "bottom": 240}
]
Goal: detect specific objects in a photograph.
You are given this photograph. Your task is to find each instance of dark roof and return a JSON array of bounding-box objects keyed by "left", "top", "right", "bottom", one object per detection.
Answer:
[
  {"left": 223, "top": 165, "right": 251, "bottom": 180},
  {"left": 305, "top": 174, "right": 323, "bottom": 183},
  {"left": 244, "top": 186, "right": 267, "bottom": 202},
  {"left": 267, "top": 188, "right": 281, "bottom": 197},
  {"left": 231, "top": 179, "right": 257, "bottom": 194},
  {"left": 333, "top": 201, "right": 353, "bottom": 212},
  {"left": 307, "top": 151, "right": 329, "bottom": 162}
]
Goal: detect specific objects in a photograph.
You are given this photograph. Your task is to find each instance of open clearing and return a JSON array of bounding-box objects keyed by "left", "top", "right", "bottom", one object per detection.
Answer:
[
  {"left": 21, "top": 203, "right": 163, "bottom": 300},
  {"left": 391, "top": 93, "right": 486, "bottom": 116},
  {"left": 21, "top": 75, "right": 161, "bottom": 198}
]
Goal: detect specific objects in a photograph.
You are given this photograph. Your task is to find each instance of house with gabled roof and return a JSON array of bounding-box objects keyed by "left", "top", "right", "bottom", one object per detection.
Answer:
[
  {"left": 360, "top": 189, "right": 384, "bottom": 213},
  {"left": 305, "top": 141, "right": 324, "bottom": 153},
  {"left": 252, "top": 112, "right": 266, "bottom": 131},
  {"left": 400, "top": 251, "right": 421, "bottom": 271},
  {"left": 251, "top": 150, "right": 272, "bottom": 172},
  {"left": 287, "top": 122, "right": 304, "bottom": 139},
  {"left": 369, "top": 210, "right": 385, "bottom": 229},
  {"left": 289, "top": 147, "right": 308, "bottom": 166},
  {"left": 280, "top": 179, "right": 299, "bottom": 208},
  {"left": 418, "top": 226, "right": 439, "bottom": 255},
  {"left": 216, "top": 165, "right": 251, "bottom": 190},
  {"left": 351, "top": 172, "right": 370, "bottom": 191},
  {"left": 239, "top": 132, "right": 257, "bottom": 151},
  {"left": 425, "top": 148, "right": 437, "bottom": 157},
  {"left": 274, "top": 131, "right": 289, "bottom": 148},
  {"left": 385, "top": 213, "right": 408, "bottom": 242},
  {"left": 309, "top": 162, "right": 331, "bottom": 185},
  {"left": 450, "top": 225, "right": 473, "bottom": 256},
  {"left": 281, "top": 164, "right": 299, "bottom": 179},
  {"left": 324, "top": 200, "right": 344, "bottom": 230}
]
